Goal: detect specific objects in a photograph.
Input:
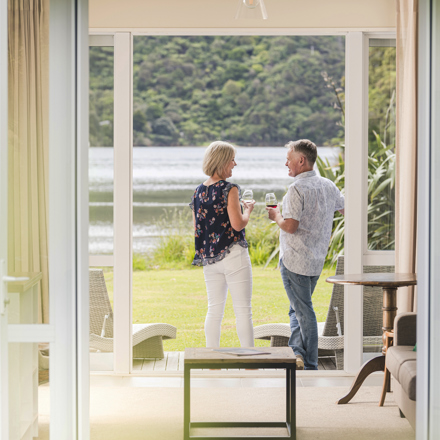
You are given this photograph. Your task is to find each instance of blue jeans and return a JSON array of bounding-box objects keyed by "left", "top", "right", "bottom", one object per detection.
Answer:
[{"left": 280, "top": 260, "right": 319, "bottom": 370}]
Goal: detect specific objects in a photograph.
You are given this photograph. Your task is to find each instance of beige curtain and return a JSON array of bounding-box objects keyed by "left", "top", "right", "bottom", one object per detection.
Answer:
[
  {"left": 8, "top": 0, "right": 49, "bottom": 323},
  {"left": 395, "top": 0, "right": 418, "bottom": 313}
]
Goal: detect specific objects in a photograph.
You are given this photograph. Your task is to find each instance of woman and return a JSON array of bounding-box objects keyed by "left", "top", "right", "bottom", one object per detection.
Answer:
[{"left": 190, "top": 141, "right": 256, "bottom": 348}]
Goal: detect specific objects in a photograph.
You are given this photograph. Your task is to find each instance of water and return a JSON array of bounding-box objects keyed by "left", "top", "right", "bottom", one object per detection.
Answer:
[{"left": 89, "top": 146, "right": 341, "bottom": 255}]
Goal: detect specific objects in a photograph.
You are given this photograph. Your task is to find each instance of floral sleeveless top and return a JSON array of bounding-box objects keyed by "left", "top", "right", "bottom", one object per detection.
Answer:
[{"left": 189, "top": 180, "right": 248, "bottom": 266}]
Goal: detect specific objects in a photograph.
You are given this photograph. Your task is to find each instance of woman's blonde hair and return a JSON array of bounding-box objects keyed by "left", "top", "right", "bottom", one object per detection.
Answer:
[{"left": 202, "top": 141, "right": 236, "bottom": 178}]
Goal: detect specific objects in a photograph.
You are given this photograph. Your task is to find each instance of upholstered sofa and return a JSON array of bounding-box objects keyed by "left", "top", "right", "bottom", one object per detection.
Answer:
[{"left": 386, "top": 312, "right": 417, "bottom": 429}]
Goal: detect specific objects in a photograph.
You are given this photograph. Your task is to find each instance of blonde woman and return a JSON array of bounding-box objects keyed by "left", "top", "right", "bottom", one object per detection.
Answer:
[{"left": 189, "top": 141, "right": 256, "bottom": 347}]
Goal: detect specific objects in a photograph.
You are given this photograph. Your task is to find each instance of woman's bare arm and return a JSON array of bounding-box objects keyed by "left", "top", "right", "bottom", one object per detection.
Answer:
[{"left": 227, "top": 186, "right": 255, "bottom": 231}]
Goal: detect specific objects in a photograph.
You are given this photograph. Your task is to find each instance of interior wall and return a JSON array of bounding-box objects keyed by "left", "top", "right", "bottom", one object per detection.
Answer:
[{"left": 89, "top": 0, "right": 396, "bottom": 30}]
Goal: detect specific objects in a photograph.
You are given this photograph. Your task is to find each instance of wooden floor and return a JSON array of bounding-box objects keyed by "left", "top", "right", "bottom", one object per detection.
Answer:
[
  {"left": 133, "top": 351, "right": 185, "bottom": 372},
  {"left": 133, "top": 352, "right": 337, "bottom": 372}
]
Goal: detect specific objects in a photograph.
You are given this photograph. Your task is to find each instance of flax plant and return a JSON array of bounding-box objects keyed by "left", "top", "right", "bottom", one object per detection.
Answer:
[{"left": 316, "top": 131, "right": 395, "bottom": 266}]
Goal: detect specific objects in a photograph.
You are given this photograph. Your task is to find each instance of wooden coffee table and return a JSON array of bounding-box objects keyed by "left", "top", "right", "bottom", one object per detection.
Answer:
[
  {"left": 183, "top": 347, "right": 297, "bottom": 440},
  {"left": 326, "top": 273, "right": 417, "bottom": 405}
]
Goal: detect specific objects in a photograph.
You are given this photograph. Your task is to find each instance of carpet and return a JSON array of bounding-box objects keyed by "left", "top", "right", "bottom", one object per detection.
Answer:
[{"left": 37, "top": 385, "right": 414, "bottom": 440}]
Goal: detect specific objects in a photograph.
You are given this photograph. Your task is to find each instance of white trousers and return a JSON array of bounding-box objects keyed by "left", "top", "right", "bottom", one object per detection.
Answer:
[{"left": 203, "top": 245, "right": 254, "bottom": 348}]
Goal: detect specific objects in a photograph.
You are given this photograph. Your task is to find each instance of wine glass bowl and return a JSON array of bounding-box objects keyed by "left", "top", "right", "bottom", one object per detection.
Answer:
[
  {"left": 265, "top": 193, "right": 278, "bottom": 208},
  {"left": 242, "top": 189, "right": 254, "bottom": 203}
]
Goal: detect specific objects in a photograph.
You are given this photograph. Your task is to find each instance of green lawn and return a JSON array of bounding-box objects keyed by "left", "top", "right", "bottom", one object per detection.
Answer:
[{"left": 103, "top": 266, "right": 335, "bottom": 351}]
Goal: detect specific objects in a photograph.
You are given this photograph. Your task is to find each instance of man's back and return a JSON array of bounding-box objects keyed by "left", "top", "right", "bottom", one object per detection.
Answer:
[{"left": 280, "top": 170, "right": 344, "bottom": 276}]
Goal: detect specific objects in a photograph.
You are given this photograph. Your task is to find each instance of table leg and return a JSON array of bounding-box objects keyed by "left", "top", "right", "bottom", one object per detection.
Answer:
[
  {"left": 286, "top": 367, "right": 291, "bottom": 426},
  {"left": 337, "top": 286, "right": 397, "bottom": 405},
  {"left": 379, "top": 331, "right": 394, "bottom": 406},
  {"left": 379, "top": 368, "right": 391, "bottom": 407},
  {"left": 382, "top": 288, "right": 397, "bottom": 354},
  {"left": 336, "top": 355, "right": 385, "bottom": 404},
  {"left": 184, "top": 365, "right": 190, "bottom": 440},
  {"left": 290, "top": 367, "right": 296, "bottom": 440}
]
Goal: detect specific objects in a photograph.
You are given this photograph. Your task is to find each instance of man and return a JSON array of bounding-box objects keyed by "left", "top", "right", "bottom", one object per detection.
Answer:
[{"left": 267, "top": 139, "right": 344, "bottom": 370}]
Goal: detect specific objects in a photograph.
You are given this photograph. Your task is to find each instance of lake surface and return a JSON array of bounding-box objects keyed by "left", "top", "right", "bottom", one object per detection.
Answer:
[{"left": 89, "top": 146, "right": 341, "bottom": 255}]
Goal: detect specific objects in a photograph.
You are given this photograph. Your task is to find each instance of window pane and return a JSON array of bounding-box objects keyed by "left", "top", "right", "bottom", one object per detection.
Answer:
[
  {"left": 368, "top": 40, "right": 396, "bottom": 250},
  {"left": 89, "top": 46, "right": 114, "bottom": 255}
]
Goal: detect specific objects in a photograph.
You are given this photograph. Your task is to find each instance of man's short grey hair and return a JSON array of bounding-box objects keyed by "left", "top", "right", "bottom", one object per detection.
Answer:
[
  {"left": 203, "top": 141, "right": 236, "bottom": 178},
  {"left": 285, "top": 139, "right": 317, "bottom": 166}
]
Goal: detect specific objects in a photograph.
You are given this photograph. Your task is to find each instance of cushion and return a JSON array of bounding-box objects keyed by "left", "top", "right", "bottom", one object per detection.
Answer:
[
  {"left": 386, "top": 346, "right": 417, "bottom": 382},
  {"left": 399, "top": 359, "right": 417, "bottom": 401}
]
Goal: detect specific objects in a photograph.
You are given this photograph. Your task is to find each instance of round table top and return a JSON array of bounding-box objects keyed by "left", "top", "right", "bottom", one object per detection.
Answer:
[{"left": 326, "top": 273, "right": 417, "bottom": 288}]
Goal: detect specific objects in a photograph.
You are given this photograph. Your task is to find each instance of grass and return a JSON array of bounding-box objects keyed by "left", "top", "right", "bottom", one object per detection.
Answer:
[{"left": 102, "top": 265, "right": 335, "bottom": 351}]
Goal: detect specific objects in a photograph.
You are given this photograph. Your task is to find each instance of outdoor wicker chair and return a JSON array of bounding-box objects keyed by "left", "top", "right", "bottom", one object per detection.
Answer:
[
  {"left": 254, "top": 256, "right": 394, "bottom": 369},
  {"left": 89, "top": 269, "right": 177, "bottom": 359}
]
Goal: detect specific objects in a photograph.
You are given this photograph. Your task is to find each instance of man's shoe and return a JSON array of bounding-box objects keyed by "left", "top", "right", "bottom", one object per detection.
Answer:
[{"left": 295, "top": 353, "right": 304, "bottom": 370}]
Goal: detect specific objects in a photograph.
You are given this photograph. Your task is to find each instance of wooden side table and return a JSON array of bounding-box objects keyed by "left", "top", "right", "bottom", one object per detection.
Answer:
[
  {"left": 183, "top": 347, "right": 297, "bottom": 440},
  {"left": 326, "top": 273, "right": 416, "bottom": 405},
  {"left": 379, "top": 330, "right": 394, "bottom": 406}
]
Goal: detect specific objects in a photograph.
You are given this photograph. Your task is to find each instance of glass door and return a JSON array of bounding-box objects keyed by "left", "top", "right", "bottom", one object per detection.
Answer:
[
  {"left": 0, "top": 1, "right": 56, "bottom": 438},
  {"left": 1, "top": 0, "right": 87, "bottom": 437},
  {"left": 88, "top": 35, "right": 115, "bottom": 372}
]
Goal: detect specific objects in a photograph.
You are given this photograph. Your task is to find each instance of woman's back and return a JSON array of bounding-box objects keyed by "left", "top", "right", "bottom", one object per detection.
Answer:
[{"left": 190, "top": 180, "right": 247, "bottom": 266}]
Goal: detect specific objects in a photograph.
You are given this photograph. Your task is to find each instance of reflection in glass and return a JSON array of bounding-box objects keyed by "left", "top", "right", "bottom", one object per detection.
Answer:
[
  {"left": 9, "top": 342, "right": 50, "bottom": 438},
  {"left": 368, "top": 41, "right": 396, "bottom": 250},
  {"left": 89, "top": 268, "right": 114, "bottom": 371},
  {"left": 8, "top": 0, "right": 49, "bottom": 324}
]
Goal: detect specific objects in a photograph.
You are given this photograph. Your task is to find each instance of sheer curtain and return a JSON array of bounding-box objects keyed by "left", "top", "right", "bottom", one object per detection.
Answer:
[
  {"left": 8, "top": 0, "right": 49, "bottom": 323},
  {"left": 396, "top": 0, "right": 418, "bottom": 313}
]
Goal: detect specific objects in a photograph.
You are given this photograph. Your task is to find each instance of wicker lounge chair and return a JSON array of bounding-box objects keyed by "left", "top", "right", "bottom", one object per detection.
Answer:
[
  {"left": 254, "top": 256, "right": 394, "bottom": 369},
  {"left": 89, "top": 269, "right": 177, "bottom": 359}
]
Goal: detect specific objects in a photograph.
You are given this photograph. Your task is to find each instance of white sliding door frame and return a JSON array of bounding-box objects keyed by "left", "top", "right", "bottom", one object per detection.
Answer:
[
  {"left": 49, "top": 0, "right": 89, "bottom": 437},
  {"left": 89, "top": 28, "right": 396, "bottom": 375},
  {"left": 0, "top": 0, "right": 9, "bottom": 435},
  {"left": 344, "top": 32, "right": 397, "bottom": 372},
  {"left": 344, "top": 32, "right": 368, "bottom": 373},
  {"left": 77, "top": 0, "right": 90, "bottom": 437},
  {"left": 0, "top": 0, "right": 88, "bottom": 437},
  {"left": 417, "top": 1, "right": 431, "bottom": 438},
  {"left": 113, "top": 33, "right": 133, "bottom": 374}
]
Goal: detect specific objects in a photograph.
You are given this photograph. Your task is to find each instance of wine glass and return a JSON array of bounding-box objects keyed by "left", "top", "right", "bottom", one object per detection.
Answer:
[
  {"left": 265, "top": 193, "right": 278, "bottom": 223},
  {"left": 242, "top": 189, "right": 254, "bottom": 203},
  {"left": 265, "top": 193, "right": 278, "bottom": 208}
]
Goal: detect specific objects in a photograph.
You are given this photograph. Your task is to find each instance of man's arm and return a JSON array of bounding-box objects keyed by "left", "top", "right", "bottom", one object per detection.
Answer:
[{"left": 266, "top": 206, "right": 299, "bottom": 234}]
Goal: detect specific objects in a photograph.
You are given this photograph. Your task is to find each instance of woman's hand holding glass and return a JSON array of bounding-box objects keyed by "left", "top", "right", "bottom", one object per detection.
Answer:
[
  {"left": 242, "top": 199, "right": 256, "bottom": 214},
  {"left": 241, "top": 189, "right": 255, "bottom": 214}
]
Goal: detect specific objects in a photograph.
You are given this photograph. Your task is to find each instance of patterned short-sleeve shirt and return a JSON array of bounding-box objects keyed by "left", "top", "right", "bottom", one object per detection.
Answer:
[
  {"left": 189, "top": 180, "right": 248, "bottom": 266},
  {"left": 280, "top": 170, "right": 344, "bottom": 276}
]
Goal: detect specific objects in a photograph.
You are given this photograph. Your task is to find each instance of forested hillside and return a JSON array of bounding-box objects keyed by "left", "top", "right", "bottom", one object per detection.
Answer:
[{"left": 90, "top": 36, "right": 346, "bottom": 147}]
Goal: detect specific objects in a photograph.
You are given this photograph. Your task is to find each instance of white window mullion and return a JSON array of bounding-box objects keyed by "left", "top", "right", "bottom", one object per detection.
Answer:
[
  {"left": 113, "top": 32, "right": 133, "bottom": 374},
  {"left": 344, "top": 32, "right": 368, "bottom": 373}
]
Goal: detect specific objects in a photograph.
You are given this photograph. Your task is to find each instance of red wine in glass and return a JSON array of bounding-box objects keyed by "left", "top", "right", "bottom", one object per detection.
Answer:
[
  {"left": 265, "top": 193, "right": 278, "bottom": 209},
  {"left": 265, "top": 193, "right": 278, "bottom": 224}
]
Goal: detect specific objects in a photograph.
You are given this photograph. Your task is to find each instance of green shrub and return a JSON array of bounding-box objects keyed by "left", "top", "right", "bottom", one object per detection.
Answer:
[
  {"left": 146, "top": 206, "right": 280, "bottom": 269},
  {"left": 245, "top": 208, "right": 280, "bottom": 267},
  {"left": 133, "top": 253, "right": 147, "bottom": 271},
  {"left": 153, "top": 235, "right": 194, "bottom": 265}
]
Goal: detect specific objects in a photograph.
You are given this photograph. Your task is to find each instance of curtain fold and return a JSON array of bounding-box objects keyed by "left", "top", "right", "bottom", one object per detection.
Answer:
[
  {"left": 395, "top": 0, "right": 418, "bottom": 313},
  {"left": 8, "top": 0, "right": 49, "bottom": 323}
]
